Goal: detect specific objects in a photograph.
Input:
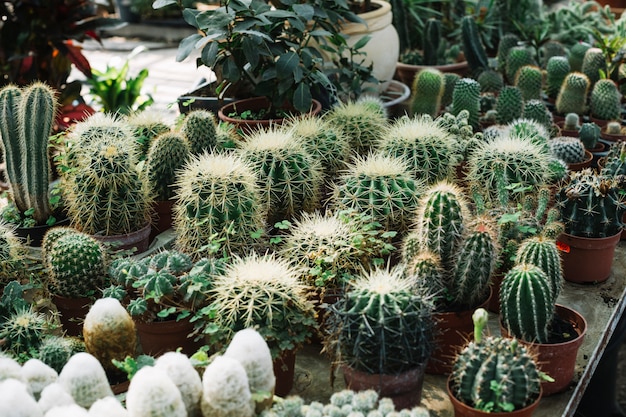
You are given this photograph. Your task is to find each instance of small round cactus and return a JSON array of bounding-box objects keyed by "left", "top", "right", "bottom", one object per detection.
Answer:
[
  {"left": 562, "top": 112, "right": 581, "bottom": 132},
  {"left": 38, "top": 336, "right": 80, "bottom": 373},
  {"left": 549, "top": 136, "right": 587, "bottom": 164},
  {"left": 181, "top": 109, "right": 219, "bottom": 155},
  {"left": 126, "top": 366, "right": 188, "bottom": 417},
  {"left": 578, "top": 122, "right": 601, "bottom": 150},
  {"left": 477, "top": 69, "right": 504, "bottom": 94},
  {"left": 515, "top": 235, "right": 563, "bottom": 301},
  {"left": 0, "top": 305, "right": 49, "bottom": 361}
]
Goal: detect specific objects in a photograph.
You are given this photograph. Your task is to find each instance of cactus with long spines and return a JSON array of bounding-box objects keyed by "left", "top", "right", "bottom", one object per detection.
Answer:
[
  {"left": 477, "top": 69, "right": 504, "bottom": 94},
  {"left": 451, "top": 78, "right": 481, "bottom": 130},
  {"left": 590, "top": 78, "right": 622, "bottom": 121},
  {"left": 601, "top": 141, "right": 626, "bottom": 177},
  {"left": 581, "top": 47, "right": 607, "bottom": 88},
  {"left": 555, "top": 72, "right": 590, "bottom": 116},
  {"left": 500, "top": 263, "right": 555, "bottom": 343},
  {"left": 555, "top": 168, "right": 626, "bottom": 237},
  {"left": 578, "top": 122, "right": 601, "bottom": 150},
  {"left": 145, "top": 131, "right": 191, "bottom": 201},
  {"left": 331, "top": 153, "right": 423, "bottom": 233},
  {"left": 404, "top": 249, "right": 446, "bottom": 299},
  {"left": 410, "top": 68, "right": 444, "bottom": 117},
  {"left": 442, "top": 72, "right": 461, "bottom": 108},
  {"left": 0, "top": 221, "right": 25, "bottom": 284},
  {"left": 496, "top": 86, "right": 523, "bottom": 125},
  {"left": 377, "top": 115, "right": 457, "bottom": 184},
  {"left": 515, "top": 235, "right": 563, "bottom": 301},
  {"left": 545, "top": 56, "right": 571, "bottom": 100},
  {"left": 523, "top": 99, "right": 554, "bottom": 131},
  {"left": 515, "top": 65, "right": 543, "bottom": 101},
  {"left": 496, "top": 33, "right": 521, "bottom": 74},
  {"left": 506, "top": 46, "right": 535, "bottom": 84},
  {"left": 569, "top": 41, "right": 593, "bottom": 72},
  {"left": 549, "top": 136, "right": 587, "bottom": 164},
  {"left": 450, "top": 308, "right": 542, "bottom": 412},
  {"left": 239, "top": 127, "right": 322, "bottom": 224},
  {"left": 181, "top": 109, "right": 219, "bottom": 155},
  {"left": 126, "top": 109, "right": 171, "bottom": 159},
  {"left": 0, "top": 82, "right": 56, "bottom": 224},
  {"left": 173, "top": 152, "right": 266, "bottom": 259},
  {"left": 0, "top": 305, "right": 49, "bottom": 360}
]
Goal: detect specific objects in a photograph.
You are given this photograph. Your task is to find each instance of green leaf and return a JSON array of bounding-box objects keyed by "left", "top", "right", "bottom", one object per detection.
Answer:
[
  {"left": 176, "top": 34, "right": 203, "bottom": 62},
  {"left": 276, "top": 51, "right": 298, "bottom": 75},
  {"left": 201, "top": 41, "right": 219, "bottom": 68},
  {"left": 353, "top": 34, "right": 372, "bottom": 50},
  {"left": 292, "top": 3, "right": 314, "bottom": 20},
  {"left": 153, "top": 0, "right": 178, "bottom": 9}
]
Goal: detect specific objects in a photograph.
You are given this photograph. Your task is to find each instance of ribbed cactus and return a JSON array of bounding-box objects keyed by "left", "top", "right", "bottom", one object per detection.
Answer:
[
  {"left": 569, "top": 41, "right": 592, "bottom": 72},
  {"left": 58, "top": 352, "right": 114, "bottom": 409},
  {"left": 38, "top": 336, "right": 82, "bottom": 373},
  {"left": 331, "top": 153, "right": 424, "bottom": 233},
  {"left": 515, "top": 65, "right": 543, "bottom": 101},
  {"left": 126, "top": 109, "right": 171, "bottom": 159},
  {"left": 239, "top": 127, "right": 323, "bottom": 224},
  {"left": 496, "top": 86, "right": 523, "bottom": 125},
  {"left": 200, "top": 356, "right": 254, "bottom": 417},
  {"left": 555, "top": 72, "right": 590, "bottom": 116},
  {"left": 422, "top": 18, "right": 441, "bottom": 66},
  {"left": 506, "top": 46, "right": 535, "bottom": 84},
  {"left": 126, "top": 366, "right": 188, "bottom": 417},
  {"left": 451, "top": 78, "right": 481, "bottom": 130},
  {"left": 601, "top": 141, "right": 626, "bottom": 177},
  {"left": 581, "top": 47, "right": 607, "bottom": 87},
  {"left": 173, "top": 152, "right": 266, "bottom": 259},
  {"left": 500, "top": 263, "right": 555, "bottom": 343},
  {"left": 578, "top": 122, "right": 601, "bottom": 150},
  {"left": 515, "top": 235, "right": 563, "bottom": 301},
  {"left": 43, "top": 229, "right": 106, "bottom": 298},
  {"left": 450, "top": 309, "right": 542, "bottom": 412},
  {"left": 0, "top": 305, "right": 49, "bottom": 360},
  {"left": 590, "top": 78, "right": 622, "bottom": 121},
  {"left": 327, "top": 266, "right": 435, "bottom": 375},
  {"left": 0, "top": 82, "right": 56, "bottom": 224},
  {"left": 555, "top": 169, "right": 626, "bottom": 237},
  {"left": 404, "top": 249, "right": 446, "bottom": 299},
  {"left": 442, "top": 72, "right": 461, "bottom": 108},
  {"left": 145, "top": 131, "right": 191, "bottom": 201},
  {"left": 181, "top": 109, "right": 219, "bottom": 155},
  {"left": 460, "top": 15, "right": 489, "bottom": 73},
  {"left": 477, "top": 69, "right": 504, "bottom": 94},
  {"left": 83, "top": 298, "right": 137, "bottom": 375},
  {"left": 410, "top": 68, "right": 444, "bottom": 117},
  {"left": 549, "top": 136, "right": 587, "bottom": 164},
  {"left": 545, "top": 56, "right": 571, "bottom": 100},
  {"left": 523, "top": 99, "right": 554, "bottom": 130},
  {"left": 377, "top": 115, "right": 456, "bottom": 184}
]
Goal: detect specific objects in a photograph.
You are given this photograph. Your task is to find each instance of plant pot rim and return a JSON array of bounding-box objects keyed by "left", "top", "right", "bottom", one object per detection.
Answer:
[
  {"left": 218, "top": 96, "right": 322, "bottom": 122},
  {"left": 558, "top": 229, "right": 623, "bottom": 244}
]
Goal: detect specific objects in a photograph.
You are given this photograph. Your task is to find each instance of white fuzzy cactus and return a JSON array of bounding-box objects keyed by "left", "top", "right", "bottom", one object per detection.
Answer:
[
  {"left": 154, "top": 351, "right": 202, "bottom": 417},
  {"left": 0, "top": 356, "right": 24, "bottom": 383},
  {"left": 201, "top": 355, "right": 255, "bottom": 417},
  {"left": 0, "top": 378, "right": 43, "bottom": 417},
  {"left": 224, "top": 328, "right": 275, "bottom": 397},
  {"left": 58, "top": 352, "right": 113, "bottom": 409},
  {"left": 125, "top": 366, "right": 187, "bottom": 417},
  {"left": 89, "top": 397, "right": 129, "bottom": 417},
  {"left": 38, "top": 382, "right": 76, "bottom": 414},
  {"left": 22, "top": 358, "right": 58, "bottom": 400},
  {"left": 45, "top": 404, "right": 89, "bottom": 417}
]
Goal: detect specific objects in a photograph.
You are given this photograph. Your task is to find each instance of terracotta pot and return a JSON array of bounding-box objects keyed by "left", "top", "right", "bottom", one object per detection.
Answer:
[
  {"left": 557, "top": 231, "right": 622, "bottom": 284},
  {"left": 567, "top": 150, "right": 593, "bottom": 172},
  {"left": 600, "top": 129, "right": 626, "bottom": 143},
  {"left": 395, "top": 60, "right": 469, "bottom": 86},
  {"left": 51, "top": 294, "right": 92, "bottom": 337},
  {"left": 218, "top": 96, "right": 322, "bottom": 135},
  {"left": 589, "top": 141, "right": 608, "bottom": 169},
  {"left": 135, "top": 316, "right": 204, "bottom": 358},
  {"left": 273, "top": 349, "right": 296, "bottom": 397},
  {"left": 447, "top": 377, "right": 542, "bottom": 417},
  {"left": 92, "top": 223, "right": 151, "bottom": 255},
  {"left": 500, "top": 304, "right": 587, "bottom": 396},
  {"left": 342, "top": 363, "right": 427, "bottom": 410},
  {"left": 150, "top": 199, "right": 175, "bottom": 242}
]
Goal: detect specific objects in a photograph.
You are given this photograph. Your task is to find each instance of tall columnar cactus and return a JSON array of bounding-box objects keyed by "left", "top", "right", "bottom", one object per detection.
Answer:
[
  {"left": 239, "top": 127, "right": 323, "bottom": 224},
  {"left": 181, "top": 109, "right": 219, "bottom": 155},
  {"left": 549, "top": 136, "right": 587, "bottom": 164},
  {"left": 460, "top": 15, "right": 489, "bottom": 73},
  {"left": 515, "top": 235, "right": 563, "bottom": 301},
  {"left": 496, "top": 33, "right": 521, "bottom": 74},
  {"left": 451, "top": 78, "right": 481, "bottom": 130},
  {"left": 58, "top": 352, "right": 114, "bottom": 409},
  {"left": 83, "top": 298, "right": 137, "bottom": 375},
  {"left": 569, "top": 42, "right": 592, "bottom": 72},
  {"left": 555, "top": 169, "right": 626, "bottom": 238},
  {"left": 523, "top": 99, "right": 554, "bottom": 130},
  {"left": 410, "top": 68, "right": 444, "bottom": 118},
  {"left": 126, "top": 109, "right": 171, "bottom": 159},
  {"left": 43, "top": 229, "right": 106, "bottom": 298},
  {"left": 377, "top": 115, "right": 456, "bottom": 184},
  {"left": 331, "top": 153, "right": 424, "bottom": 233},
  {"left": 555, "top": 72, "right": 590, "bottom": 116},
  {"left": 126, "top": 366, "right": 188, "bottom": 417},
  {"left": 477, "top": 69, "right": 504, "bottom": 94},
  {"left": 145, "top": 131, "right": 191, "bottom": 201},
  {"left": 173, "top": 152, "right": 266, "bottom": 259},
  {"left": 422, "top": 18, "right": 441, "bottom": 66},
  {"left": 327, "top": 266, "right": 435, "bottom": 375},
  {"left": 601, "top": 141, "right": 626, "bottom": 177},
  {"left": 578, "top": 122, "right": 600, "bottom": 150},
  {"left": 506, "top": 46, "right": 535, "bottom": 84},
  {"left": 496, "top": 86, "right": 523, "bottom": 125},
  {"left": 500, "top": 263, "right": 555, "bottom": 343},
  {"left": 451, "top": 309, "right": 542, "bottom": 412},
  {"left": 590, "top": 78, "right": 622, "bottom": 121},
  {"left": 515, "top": 65, "right": 543, "bottom": 101},
  {"left": 442, "top": 72, "right": 461, "bottom": 108},
  {"left": 0, "top": 82, "right": 56, "bottom": 224},
  {"left": 545, "top": 56, "right": 571, "bottom": 100},
  {"left": 581, "top": 47, "right": 607, "bottom": 87}
]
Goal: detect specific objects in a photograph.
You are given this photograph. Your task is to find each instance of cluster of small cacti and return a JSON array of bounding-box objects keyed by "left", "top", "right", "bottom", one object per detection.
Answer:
[{"left": 549, "top": 136, "right": 587, "bottom": 164}]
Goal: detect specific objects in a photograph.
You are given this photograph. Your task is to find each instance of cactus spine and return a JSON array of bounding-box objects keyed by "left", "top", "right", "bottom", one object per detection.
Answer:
[
  {"left": 0, "top": 82, "right": 56, "bottom": 224},
  {"left": 181, "top": 109, "right": 219, "bottom": 155},
  {"left": 410, "top": 68, "right": 444, "bottom": 117},
  {"left": 590, "top": 78, "right": 622, "bottom": 121},
  {"left": 496, "top": 86, "right": 523, "bottom": 125},
  {"left": 145, "top": 131, "right": 191, "bottom": 201},
  {"left": 451, "top": 78, "right": 481, "bottom": 130},
  {"left": 515, "top": 235, "right": 563, "bottom": 301},
  {"left": 555, "top": 72, "right": 590, "bottom": 116},
  {"left": 515, "top": 65, "right": 543, "bottom": 101},
  {"left": 545, "top": 56, "right": 571, "bottom": 100}
]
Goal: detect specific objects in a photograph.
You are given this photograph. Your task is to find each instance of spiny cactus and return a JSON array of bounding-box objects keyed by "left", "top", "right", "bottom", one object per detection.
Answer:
[
  {"left": 0, "top": 305, "right": 50, "bottom": 361},
  {"left": 173, "top": 152, "right": 266, "bottom": 259},
  {"left": 0, "top": 220, "right": 25, "bottom": 284},
  {"left": 549, "top": 136, "right": 587, "bottom": 164},
  {"left": 555, "top": 72, "right": 590, "bottom": 116},
  {"left": 496, "top": 33, "right": 521, "bottom": 74},
  {"left": 569, "top": 41, "right": 592, "bottom": 72},
  {"left": 515, "top": 65, "right": 543, "bottom": 101},
  {"left": 500, "top": 263, "right": 555, "bottom": 343},
  {"left": 477, "top": 69, "right": 504, "bottom": 94},
  {"left": 451, "top": 78, "right": 481, "bottom": 130},
  {"left": 422, "top": 18, "right": 442, "bottom": 66},
  {"left": 601, "top": 141, "right": 626, "bottom": 177},
  {"left": 460, "top": 15, "right": 489, "bottom": 74},
  {"left": 404, "top": 249, "right": 446, "bottom": 299},
  {"left": 144, "top": 131, "right": 191, "bottom": 201},
  {"left": 581, "top": 47, "right": 607, "bottom": 87},
  {"left": 545, "top": 56, "right": 571, "bottom": 100},
  {"left": 522, "top": 99, "right": 554, "bottom": 131},
  {"left": 155, "top": 351, "right": 203, "bottom": 417},
  {"left": 327, "top": 266, "right": 435, "bottom": 375},
  {"left": 58, "top": 352, "right": 114, "bottom": 409},
  {"left": 450, "top": 309, "right": 542, "bottom": 412},
  {"left": 590, "top": 78, "right": 622, "bottom": 122},
  {"left": 515, "top": 235, "right": 563, "bottom": 301},
  {"left": 506, "top": 46, "right": 535, "bottom": 84},
  {"left": 38, "top": 336, "right": 83, "bottom": 374},
  {"left": 441, "top": 72, "right": 461, "bottom": 108},
  {"left": 540, "top": 41, "right": 567, "bottom": 67},
  {"left": 200, "top": 356, "right": 255, "bottom": 417},
  {"left": 0, "top": 82, "right": 56, "bottom": 224},
  {"left": 239, "top": 127, "right": 323, "bottom": 224},
  {"left": 126, "top": 109, "right": 171, "bottom": 159},
  {"left": 43, "top": 229, "right": 106, "bottom": 298},
  {"left": 496, "top": 86, "right": 523, "bottom": 125},
  {"left": 410, "top": 68, "right": 444, "bottom": 118},
  {"left": 181, "top": 109, "right": 219, "bottom": 155},
  {"left": 377, "top": 115, "right": 457, "bottom": 184},
  {"left": 331, "top": 152, "right": 424, "bottom": 233},
  {"left": 578, "top": 122, "right": 601, "bottom": 150},
  {"left": 126, "top": 366, "right": 188, "bottom": 417}
]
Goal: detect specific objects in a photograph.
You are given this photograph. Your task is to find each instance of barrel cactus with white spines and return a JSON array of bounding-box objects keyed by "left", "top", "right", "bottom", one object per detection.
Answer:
[
  {"left": 181, "top": 109, "right": 219, "bottom": 155},
  {"left": 590, "top": 78, "right": 622, "bottom": 122},
  {"left": 515, "top": 235, "right": 563, "bottom": 301},
  {"left": 515, "top": 65, "right": 543, "bottom": 101},
  {"left": 450, "top": 308, "right": 542, "bottom": 412},
  {"left": 555, "top": 72, "right": 590, "bottom": 116},
  {"left": 495, "top": 86, "right": 523, "bottom": 125},
  {"left": 145, "top": 131, "right": 191, "bottom": 202},
  {"left": 451, "top": 78, "right": 481, "bottom": 130},
  {"left": 500, "top": 263, "right": 555, "bottom": 343},
  {"left": 410, "top": 68, "right": 444, "bottom": 118}
]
